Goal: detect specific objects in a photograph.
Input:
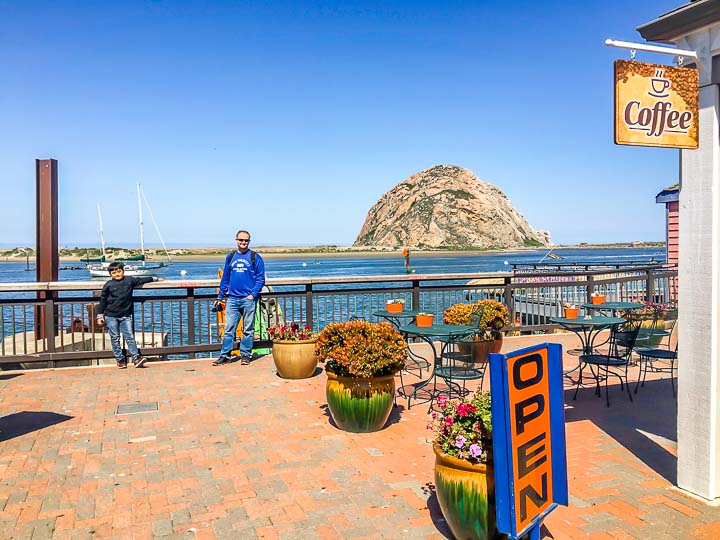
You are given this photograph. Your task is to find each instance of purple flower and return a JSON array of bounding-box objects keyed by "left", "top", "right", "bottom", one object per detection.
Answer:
[
  {"left": 469, "top": 444, "right": 482, "bottom": 458},
  {"left": 455, "top": 435, "right": 466, "bottom": 448}
]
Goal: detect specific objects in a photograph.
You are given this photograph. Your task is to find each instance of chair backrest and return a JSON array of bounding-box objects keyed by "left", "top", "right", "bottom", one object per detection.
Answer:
[
  {"left": 645, "top": 313, "right": 677, "bottom": 349},
  {"left": 469, "top": 304, "right": 486, "bottom": 328},
  {"left": 610, "top": 319, "right": 642, "bottom": 360}
]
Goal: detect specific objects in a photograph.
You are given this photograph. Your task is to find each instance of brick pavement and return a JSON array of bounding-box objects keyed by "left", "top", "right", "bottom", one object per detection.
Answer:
[{"left": 0, "top": 334, "right": 718, "bottom": 539}]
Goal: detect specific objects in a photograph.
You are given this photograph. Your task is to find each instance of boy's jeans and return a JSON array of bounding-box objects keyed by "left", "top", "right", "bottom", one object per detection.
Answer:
[
  {"left": 105, "top": 315, "right": 139, "bottom": 361},
  {"left": 219, "top": 297, "right": 257, "bottom": 357}
]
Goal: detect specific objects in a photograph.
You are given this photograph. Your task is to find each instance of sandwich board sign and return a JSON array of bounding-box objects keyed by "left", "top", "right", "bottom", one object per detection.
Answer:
[
  {"left": 614, "top": 59, "right": 699, "bottom": 149},
  {"left": 489, "top": 343, "right": 568, "bottom": 539}
]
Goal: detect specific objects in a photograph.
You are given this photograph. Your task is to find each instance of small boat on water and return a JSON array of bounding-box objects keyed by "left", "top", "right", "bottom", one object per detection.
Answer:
[{"left": 86, "top": 184, "right": 171, "bottom": 278}]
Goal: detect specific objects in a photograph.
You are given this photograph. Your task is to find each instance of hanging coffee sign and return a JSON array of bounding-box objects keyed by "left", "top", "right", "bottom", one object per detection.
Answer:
[{"left": 614, "top": 59, "right": 698, "bottom": 149}]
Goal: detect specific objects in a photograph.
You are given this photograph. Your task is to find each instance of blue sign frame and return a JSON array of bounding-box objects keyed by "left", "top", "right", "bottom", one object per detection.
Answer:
[{"left": 489, "top": 343, "right": 568, "bottom": 540}]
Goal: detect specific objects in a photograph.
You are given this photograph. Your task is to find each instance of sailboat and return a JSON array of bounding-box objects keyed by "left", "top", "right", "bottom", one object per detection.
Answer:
[{"left": 86, "top": 183, "right": 171, "bottom": 278}]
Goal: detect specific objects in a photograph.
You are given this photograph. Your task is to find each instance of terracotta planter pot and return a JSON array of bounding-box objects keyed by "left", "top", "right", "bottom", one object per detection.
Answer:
[
  {"left": 386, "top": 302, "right": 403, "bottom": 313},
  {"left": 416, "top": 314, "right": 434, "bottom": 327},
  {"left": 271, "top": 338, "right": 319, "bottom": 379},
  {"left": 434, "top": 444, "right": 496, "bottom": 540},
  {"left": 457, "top": 339, "right": 494, "bottom": 364},
  {"left": 490, "top": 334, "right": 503, "bottom": 354},
  {"left": 591, "top": 295, "right": 606, "bottom": 305},
  {"left": 564, "top": 307, "right": 579, "bottom": 319},
  {"left": 325, "top": 372, "right": 396, "bottom": 433}
]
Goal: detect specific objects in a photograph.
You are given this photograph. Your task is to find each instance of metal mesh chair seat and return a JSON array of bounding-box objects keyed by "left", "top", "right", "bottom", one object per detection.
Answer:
[
  {"left": 435, "top": 365, "right": 485, "bottom": 381},
  {"left": 635, "top": 348, "right": 676, "bottom": 360},
  {"left": 579, "top": 353, "right": 627, "bottom": 367}
]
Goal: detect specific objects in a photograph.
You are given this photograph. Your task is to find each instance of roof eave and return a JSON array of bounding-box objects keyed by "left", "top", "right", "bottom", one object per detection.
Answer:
[{"left": 637, "top": 1, "right": 720, "bottom": 43}]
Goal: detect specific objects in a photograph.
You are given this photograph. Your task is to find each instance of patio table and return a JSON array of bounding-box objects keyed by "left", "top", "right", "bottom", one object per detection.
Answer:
[
  {"left": 373, "top": 309, "right": 421, "bottom": 331},
  {"left": 581, "top": 301, "right": 644, "bottom": 317},
  {"left": 399, "top": 323, "right": 477, "bottom": 410},
  {"left": 550, "top": 315, "right": 625, "bottom": 380}
]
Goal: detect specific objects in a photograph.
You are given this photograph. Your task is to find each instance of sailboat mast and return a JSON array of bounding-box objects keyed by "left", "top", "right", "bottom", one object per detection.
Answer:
[
  {"left": 97, "top": 204, "right": 107, "bottom": 259},
  {"left": 137, "top": 182, "right": 145, "bottom": 260}
]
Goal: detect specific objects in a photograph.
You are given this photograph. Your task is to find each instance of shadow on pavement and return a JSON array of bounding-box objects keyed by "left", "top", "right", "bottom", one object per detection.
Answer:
[
  {"left": 0, "top": 411, "right": 74, "bottom": 442},
  {"left": 564, "top": 378, "right": 677, "bottom": 484}
]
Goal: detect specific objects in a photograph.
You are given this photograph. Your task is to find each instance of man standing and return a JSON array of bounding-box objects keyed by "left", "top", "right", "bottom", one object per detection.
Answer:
[{"left": 213, "top": 230, "right": 266, "bottom": 366}]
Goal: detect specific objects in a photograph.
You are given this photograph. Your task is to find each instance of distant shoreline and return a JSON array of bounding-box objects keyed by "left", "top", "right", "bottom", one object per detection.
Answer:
[{"left": 0, "top": 243, "right": 666, "bottom": 263}]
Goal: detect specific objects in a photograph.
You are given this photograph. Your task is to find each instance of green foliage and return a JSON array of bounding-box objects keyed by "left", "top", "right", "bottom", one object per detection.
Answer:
[
  {"left": 523, "top": 238, "right": 543, "bottom": 247},
  {"left": 315, "top": 320, "right": 407, "bottom": 378}
]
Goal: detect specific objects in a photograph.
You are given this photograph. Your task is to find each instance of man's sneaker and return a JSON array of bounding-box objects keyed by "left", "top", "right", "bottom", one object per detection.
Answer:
[
  {"left": 240, "top": 355, "right": 252, "bottom": 366},
  {"left": 212, "top": 355, "right": 232, "bottom": 366},
  {"left": 132, "top": 356, "right": 148, "bottom": 368},
  {"left": 117, "top": 360, "right": 127, "bottom": 369}
]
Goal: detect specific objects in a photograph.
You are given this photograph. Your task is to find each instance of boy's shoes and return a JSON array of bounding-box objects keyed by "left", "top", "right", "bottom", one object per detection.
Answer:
[
  {"left": 240, "top": 355, "right": 251, "bottom": 366},
  {"left": 132, "top": 356, "right": 148, "bottom": 368},
  {"left": 212, "top": 355, "right": 232, "bottom": 366},
  {"left": 116, "top": 360, "right": 128, "bottom": 369}
]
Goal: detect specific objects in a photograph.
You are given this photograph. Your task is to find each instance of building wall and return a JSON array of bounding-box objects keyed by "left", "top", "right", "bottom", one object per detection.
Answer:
[{"left": 667, "top": 200, "right": 679, "bottom": 266}]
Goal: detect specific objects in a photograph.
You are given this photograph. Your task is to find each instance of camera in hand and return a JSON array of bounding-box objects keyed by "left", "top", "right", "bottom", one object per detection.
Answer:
[{"left": 211, "top": 300, "right": 224, "bottom": 313}]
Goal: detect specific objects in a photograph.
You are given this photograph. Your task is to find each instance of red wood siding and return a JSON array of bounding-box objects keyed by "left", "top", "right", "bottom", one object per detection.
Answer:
[{"left": 667, "top": 201, "right": 679, "bottom": 266}]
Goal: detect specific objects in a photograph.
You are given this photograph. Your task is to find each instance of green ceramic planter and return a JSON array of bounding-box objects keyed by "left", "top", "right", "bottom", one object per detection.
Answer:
[
  {"left": 434, "top": 444, "right": 496, "bottom": 540},
  {"left": 325, "top": 372, "right": 395, "bottom": 433}
]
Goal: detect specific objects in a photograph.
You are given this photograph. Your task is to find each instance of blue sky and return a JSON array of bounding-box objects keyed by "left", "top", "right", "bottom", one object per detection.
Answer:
[{"left": 0, "top": 0, "right": 683, "bottom": 248}]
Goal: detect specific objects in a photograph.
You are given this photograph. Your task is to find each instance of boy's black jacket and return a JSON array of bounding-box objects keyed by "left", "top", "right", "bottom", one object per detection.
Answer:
[{"left": 98, "top": 276, "right": 154, "bottom": 318}]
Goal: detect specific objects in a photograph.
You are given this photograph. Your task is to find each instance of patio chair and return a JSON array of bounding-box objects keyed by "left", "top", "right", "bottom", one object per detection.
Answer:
[
  {"left": 635, "top": 319, "right": 678, "bottom": 397},
  {"left": 434, "top": 329, "right": 489, "bottom": 404},
  {"left": 438, "top": 303, "right": 486, "bottom": 349},
  {"left": 573, "top": 319, "right": 642, "bottom": 407}
]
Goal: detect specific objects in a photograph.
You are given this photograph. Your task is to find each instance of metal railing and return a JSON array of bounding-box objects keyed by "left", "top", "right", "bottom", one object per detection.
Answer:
[{"left": 0, "top": 265, "right": 677, "bottom": 368}]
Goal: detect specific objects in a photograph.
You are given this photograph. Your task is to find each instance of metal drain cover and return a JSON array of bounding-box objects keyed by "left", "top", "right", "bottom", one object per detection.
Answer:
[{"left": 116, "top": 402, "right": 159, "bottom": 415}]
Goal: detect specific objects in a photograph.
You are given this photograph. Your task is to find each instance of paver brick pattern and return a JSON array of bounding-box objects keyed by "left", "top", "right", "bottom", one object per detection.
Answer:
[{"left": 0, "top": 333, "right": 717, "bottom": 539}]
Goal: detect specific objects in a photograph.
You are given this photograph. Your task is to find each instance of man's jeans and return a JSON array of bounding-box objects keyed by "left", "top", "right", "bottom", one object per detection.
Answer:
[
  {"left": 219, "top": 297, "right": 257, "bottom": 357},
  {"left": 105, "top": 315, "right": 139, "bottom": 361}
]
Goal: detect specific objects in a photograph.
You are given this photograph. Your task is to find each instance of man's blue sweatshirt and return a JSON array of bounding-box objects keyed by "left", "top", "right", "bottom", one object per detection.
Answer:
[{"left": 218, "top": 250, "right": 266, "bottom": 299}]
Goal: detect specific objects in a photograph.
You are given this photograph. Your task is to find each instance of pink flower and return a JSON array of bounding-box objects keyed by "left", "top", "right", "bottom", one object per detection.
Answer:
[
  {"left": 469, "top": 444, "right": 482, "bottom": 458},
  {"left": 455, "top": 435, "right": 466, "bottom": 448},
  {"left": 444, "top": 415, "right": 454, "bottom": 427},
  {"left": 437, "top": 396, "right": 448, "bottom": 408},
  {"left": 456, "top": 403, "right": 477, "bottom": 417}
]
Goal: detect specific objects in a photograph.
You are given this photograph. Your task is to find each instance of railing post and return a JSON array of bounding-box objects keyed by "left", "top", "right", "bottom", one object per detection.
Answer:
[
  {"left": 586, "top": 276, "right": 594, "bottom": 305},
  {"left": 504, "top": 276, "right": 513, "bottom": 323},
  {"left": 44, "top": 298, "right": 55, "bottom": 368},
  {"left": 305, "top": 283, "right": 314, "bottom": 329},
  {"left": 412, "top": 280, "right": 421, "bottom": 312},
  {"left": 646, "top": 269, "right": 655, "bottom": 303},
  {"left": 186, "top": 287, "right": 196, "bottom": 359}
]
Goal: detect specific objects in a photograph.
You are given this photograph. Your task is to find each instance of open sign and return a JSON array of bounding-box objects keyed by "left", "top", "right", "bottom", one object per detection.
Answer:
[{"left": 490, "top": 343, "right": 568, "bottom": 539}]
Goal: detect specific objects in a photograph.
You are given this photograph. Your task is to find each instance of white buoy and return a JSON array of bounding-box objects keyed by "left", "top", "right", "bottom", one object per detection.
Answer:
[
  {"left": 302, "top": 262, "right": 307, "bottom": 267},
  {"left": 180, "top": 270, "right": 188, "bottom": 276},
  {"left": 503, "top": 260, "right": 509, "bottom": 266}
]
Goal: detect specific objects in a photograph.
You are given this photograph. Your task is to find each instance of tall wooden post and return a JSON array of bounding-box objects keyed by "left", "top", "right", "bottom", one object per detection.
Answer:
[{"left": 34, "top": 159, "right": 59, "bottom": 341}]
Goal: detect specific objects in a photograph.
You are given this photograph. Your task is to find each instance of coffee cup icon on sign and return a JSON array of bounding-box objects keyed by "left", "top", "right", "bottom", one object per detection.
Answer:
[{"left": 649, "top": 70, "right": 671, "bottom": 98}]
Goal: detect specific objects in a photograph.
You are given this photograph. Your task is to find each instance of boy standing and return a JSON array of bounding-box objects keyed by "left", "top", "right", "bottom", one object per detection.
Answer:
[
  {"left": 96, "top": 262, "right": 163, "bottom": 368},
  {"left": 213, "top": 230, "right": 266, "bottom": 366}
]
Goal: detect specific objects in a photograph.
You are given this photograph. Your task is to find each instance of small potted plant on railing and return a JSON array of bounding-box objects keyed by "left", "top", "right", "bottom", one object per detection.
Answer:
[
  {"left": 415, "top": 312, "right": 435, "bottom": 326},
  {"left": 428, "top": 391, "right": 497, "bottom": 540},
  {"left": 315, "top": 320, "right": 407, "bottom": 432},
  {"left": 268, "top": 322, "right": 319, "bottom": 379},
  {"left": 386, "top": 298, "right": 405, "bottom": 313},
  {"left": 590, "top": 291, "right": 606, "bottom": 305},
  {"left": 563, "top": 303, "right": 579, "bottom": 318}
]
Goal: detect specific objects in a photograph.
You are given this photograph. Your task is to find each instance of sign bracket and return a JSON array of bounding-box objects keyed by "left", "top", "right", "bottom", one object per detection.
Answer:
[{"left": 605, "top": 38, "right": 697, "bottom": 66}]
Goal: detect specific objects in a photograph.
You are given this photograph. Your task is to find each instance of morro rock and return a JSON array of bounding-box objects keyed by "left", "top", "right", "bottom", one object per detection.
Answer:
[{"left": 353, "top": 165, "right": 550, "bottom": 249}]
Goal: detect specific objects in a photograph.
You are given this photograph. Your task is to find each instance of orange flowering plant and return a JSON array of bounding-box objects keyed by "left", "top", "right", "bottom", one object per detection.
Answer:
[
  {"left": 315, "top": 320, "right": 407, "bottom": 378},
  {"left": 443, "top": 299, "right": 510, "bottom": 339}
]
